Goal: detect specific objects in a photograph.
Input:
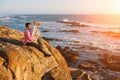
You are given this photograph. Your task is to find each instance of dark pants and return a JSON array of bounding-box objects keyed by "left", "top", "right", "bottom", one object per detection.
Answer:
[
  {"left": 26, "top": 40, "right": 41, "bottom": 50},
  {"left": 26, "top": 39, "right": 48, "bottom": 55}
]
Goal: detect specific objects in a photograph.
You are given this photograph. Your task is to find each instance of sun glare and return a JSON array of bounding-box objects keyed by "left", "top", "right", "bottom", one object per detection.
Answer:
[{"left": 112, "top": 1, "right": 120, "bottom": 14}]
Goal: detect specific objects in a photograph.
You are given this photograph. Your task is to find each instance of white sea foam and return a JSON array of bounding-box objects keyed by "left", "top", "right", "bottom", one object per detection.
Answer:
[
  {"left": 19, "top": 16, "right": 28, "bottom": 19},
  {"left": 0, "top": 16, "right": 11, "bottom": 21}
]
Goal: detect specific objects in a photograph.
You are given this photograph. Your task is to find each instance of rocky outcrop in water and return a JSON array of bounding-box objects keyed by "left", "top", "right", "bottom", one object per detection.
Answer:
[
  {"left": 56, "top": 44, "right": 120, "bottom": 80},
  {"left": 57, "top": 19, "right": 89, "bottom": 27},
  {"left": 59, "top": 30, "right": 80, "bottom": 33},
  {"left": 0, "top": 26, "right": 72, "bottom": 80},
  {"left": 56, "top": 46, "right": 79, "bottom": 66},
  {"left": 99, "top": 53, "right": 120, "bottom": 71}
]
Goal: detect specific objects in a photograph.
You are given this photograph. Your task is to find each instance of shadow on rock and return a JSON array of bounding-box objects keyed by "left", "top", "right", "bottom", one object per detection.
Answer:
[{"left": 0, "top": 38, "right": 23, "bottom": 45}]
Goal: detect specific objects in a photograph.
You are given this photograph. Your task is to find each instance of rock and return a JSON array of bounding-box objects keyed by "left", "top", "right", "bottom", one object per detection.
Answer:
[
  {"left": 0, "top": 26, "right": 72, "bottom": 80},
  {"left": 41, "top": 72, "right": 54, "bottom": 80},
  {"left": 56, "top": 46, "right": 79, "bottom": 66},
  {"left": 99, "top": 53, "right": 113, "bottom": 65},
  {"left": 42, "top": 30, "right": 49, "bottom": 32},
  {"left": 0, "top": 26, "right": 23, "bottom": 40},
  {"left": 42, "top": 37, "right": 62, "bottom": 42},
  {"left": 70, "top": 68, "right": 92, "bottom": 80},
  {"left": 90, "top": 74, "right": 100, "bottom": 80},
  {"left": 111, "top": 55, "right": 120, "bottom": 61},
  {"left": 0, "top": 65, "right": 13, "bottom": 80},
  {"left": 78, "top": 62, "right": 96, "bottom": 71},
  {"left": 56, "top": 45, "right": 63, "bottom": 52},
  {"left": 102, "top": 74, "right": 120, "bottom": 80},
  {"left": 91, "top": 31, "right": 99, "bottom": 33},
  {"left": 57, "top": 20, "right": 88, "bottom": 27},
  {"left": 88, "top": 46, "right": 98, "bottom": 50},
  {"left": 101, "top": 31, "right": 120, "bottom": 39},
  {"left": 105, "top": 63, "right": 120, "bottom": 71},
  {"left": 99, "top": 53, "right": 120, "bottom": 71},
  {"left": 92, "top": 31, "right": 120, "bottom": 39},
  {"left": 0, "top": 57, "right": 4, "bottom": 65},
  {"left": 60, "top": 30, "right": 80, "bottom": 33}
]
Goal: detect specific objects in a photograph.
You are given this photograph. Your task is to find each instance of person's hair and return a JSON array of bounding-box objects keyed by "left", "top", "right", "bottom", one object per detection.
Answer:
[{"left": 25, "top": 23, "right": 31, "bottom": 28}]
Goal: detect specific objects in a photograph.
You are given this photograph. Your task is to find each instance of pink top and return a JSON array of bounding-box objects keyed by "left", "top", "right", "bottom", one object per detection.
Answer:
[{"left": 24, "top": 30, "right": 34, "bottom": 44}]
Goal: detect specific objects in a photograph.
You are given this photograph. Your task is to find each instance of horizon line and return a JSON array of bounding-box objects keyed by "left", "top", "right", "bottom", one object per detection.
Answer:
[{"left": 0, "top": 13, "right": 120, "bottom": 15}]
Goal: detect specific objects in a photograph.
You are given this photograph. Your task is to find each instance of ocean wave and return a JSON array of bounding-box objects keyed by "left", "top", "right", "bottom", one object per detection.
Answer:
[
  {"left": 57, "top": 19, "right": 104, "bottom": 28},
  {"left": 0, "top": 16, "right": 11, "bottom": 21},
  {"left": 57, "top": 18, "right": 120, "bottom": 29},
  {"left": 19, "top": 16, "right": 28, "bottom": 19},
  {"left": 57, "top": 19, "right": 89, "bottom": 27}
]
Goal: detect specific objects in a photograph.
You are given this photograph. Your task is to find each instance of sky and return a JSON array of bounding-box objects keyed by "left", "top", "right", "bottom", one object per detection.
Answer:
[{"left": 0, "top": 0, "right": 120, "bottom": 14}]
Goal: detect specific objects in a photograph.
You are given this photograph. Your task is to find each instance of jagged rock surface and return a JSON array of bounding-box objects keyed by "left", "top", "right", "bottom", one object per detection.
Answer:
[{"left": 0, "top": 26, "right": 72, "bottom": 80}]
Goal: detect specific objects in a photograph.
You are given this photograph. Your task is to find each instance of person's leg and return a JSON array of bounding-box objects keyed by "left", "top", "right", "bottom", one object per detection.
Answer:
[
  {"left": 37, "top": 38, "right": 42, "bottom": 49},
  {"left": 26, "top": 42, "right": 39, "bottom": 49},
  {"left": 26, "top": 42, "right": 50, "bottom": 57},
  {"left": 37, "top": 38, "right": 51, "bottom": 57}
]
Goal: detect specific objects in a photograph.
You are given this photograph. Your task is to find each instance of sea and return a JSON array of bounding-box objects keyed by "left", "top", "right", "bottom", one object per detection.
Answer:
[
  {"left": 1, "top": 14, "right": 120, "bottom": 53},
  {"left": 1, "top": 14, "right": 120, "bottom": 78}
]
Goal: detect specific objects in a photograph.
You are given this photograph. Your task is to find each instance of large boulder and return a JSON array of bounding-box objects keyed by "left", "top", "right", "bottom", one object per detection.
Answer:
[
  {"left": 78, "top": 62, "right": 97, "bottom": 71},
  {"left": 0, "top": 26, "right": 72, "bottom": 80},
  {"left": 99, "top": 53, "right": 120, "bottom": 71},
  {"left": 70, "top": 68, "right": 92, "bottom": 80},
  {"left": 56, "top": 46, "right": 79, "bottom": 66}
]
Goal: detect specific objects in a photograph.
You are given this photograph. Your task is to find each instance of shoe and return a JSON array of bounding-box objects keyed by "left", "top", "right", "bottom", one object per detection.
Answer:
[{"left": 44, "top": 54, "right": 51, "bottom": 57}]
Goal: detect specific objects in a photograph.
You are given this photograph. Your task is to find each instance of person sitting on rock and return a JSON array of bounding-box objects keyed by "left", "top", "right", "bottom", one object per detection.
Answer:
[{"left": 24, "top": 22, "right": 51, "bottom": 57}]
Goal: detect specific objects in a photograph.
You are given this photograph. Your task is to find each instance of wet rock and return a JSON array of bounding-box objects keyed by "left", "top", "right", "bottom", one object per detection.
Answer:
[
  {"left": 58, "top": 20, "right": 89, "bottom": 27},
  {"left": 88, "top": 46, "right": 98, "bottom": 50},
  {"left": 56, "top": 45, "right": 63, "bottom": 52},
  {"left": 42, "top": 30, "right": 49, "bottom": 32},
  {"left": 78, "top": 62, "right": 97, "bottom": 71},
  {"left": 93, "top": 31, "right": 120, "bottom": 39},
  {"left": 99, "top": 53, "right": 120, "bottom": 71},
  {"left": 102, "top": 74, "right": 120, "bottom": 80},
  {"left": 42, "top": 37, "right": 62, "bottom": 42},
  {"left": 91, "top": 31, "right": 99, "bottom": 33},
  {"left": 70, "top": 68, "right": 92, "bottom": 80},
  {"left": 97, "top": 69, "right": 106, "bottom": 76},
  {"left": 56, "top": 46, "right": 79, "bottom": 66},
  {"left": 99, "top": 53, "right": 112, "bottom": 65},
  {"left": 0, "top": 26, "right": 72, "bottom": 80},
  {"left": 60, "top": 30, "right": 80, "bottom": 33},
  {"left": 90, "top": 74, "right": 100, "bottom": 80},
  {"left": 102, "top": 31, "right": 120, "bottom": 39},
  {"left": 111, "top": 55, "right": 120, "bottom": 61},
  {"left": 41, "top": 72, "right": 54, "bottom": 80},
  {"left": 80, "top": 45, "right": 99, "bottom": 51},
  {"left": 105, "top": 63, "right": 120, "bottom": 71}
]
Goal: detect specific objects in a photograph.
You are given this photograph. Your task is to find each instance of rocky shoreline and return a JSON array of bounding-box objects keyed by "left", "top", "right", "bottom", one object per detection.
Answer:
[
  {"left": 0, "top": 26, "right": 72, "bottom": 80},
  {"left": 0, "top": 26, "right": 120, "bottom": 80},
  {"left": 56, "top": 44, "right": 120, "bottom": 80}
]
